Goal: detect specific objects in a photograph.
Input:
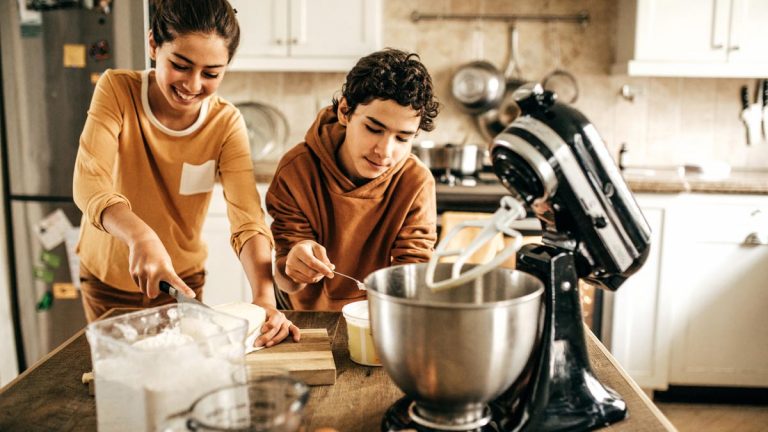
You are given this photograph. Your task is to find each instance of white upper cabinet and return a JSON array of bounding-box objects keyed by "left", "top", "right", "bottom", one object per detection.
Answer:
[
  {"left": 613, "top": 0, "right": 768, "bottom": 77},
  {"left": 228, "top": 0, "right": 382, "bottom": 72}
]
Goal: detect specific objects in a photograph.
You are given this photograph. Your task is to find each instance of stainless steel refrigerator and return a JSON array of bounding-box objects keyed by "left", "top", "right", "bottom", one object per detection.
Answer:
[{"left": 0, "top": 0, "right": 145, "bottom": 371}]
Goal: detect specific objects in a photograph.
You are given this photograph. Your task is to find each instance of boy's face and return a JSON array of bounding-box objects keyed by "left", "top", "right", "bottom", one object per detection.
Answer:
[{"left": 337, "top": 98, "right": 421, "bottom": 182}]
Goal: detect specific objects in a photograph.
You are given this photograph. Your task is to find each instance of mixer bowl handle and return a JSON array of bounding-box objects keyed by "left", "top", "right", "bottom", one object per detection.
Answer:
[{"left": 426, "top": 196, "right": 527, "bottom": 292}]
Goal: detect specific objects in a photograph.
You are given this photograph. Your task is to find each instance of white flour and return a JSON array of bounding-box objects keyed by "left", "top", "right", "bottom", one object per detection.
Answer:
[
  {"left": 131, "top": 329, "right": 193, "bottom": 350},
  {"left": 93, "top": 318, "right": 243, "bottom": 432}
]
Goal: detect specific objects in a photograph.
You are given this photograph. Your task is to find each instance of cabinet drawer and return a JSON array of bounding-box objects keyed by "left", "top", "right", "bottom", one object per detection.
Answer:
[{"left": 676, "top": 202, "right": 768, "bottom": 244}]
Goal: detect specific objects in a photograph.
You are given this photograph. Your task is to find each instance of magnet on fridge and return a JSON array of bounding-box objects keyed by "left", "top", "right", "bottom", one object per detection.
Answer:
[
  {"left": 33, "top": 266, "right": 54, "bottom": 284},
  {"left": 40, "top": 251, "right": 62, "bottom": 268},
  {"left": 63, "top": 44, "right": 87, "bottom": 68},
  {"left": 36, "top": 291, "right": 53, "bottom": 312},
  {"left": 53, "top": 283, "right": 78, "bottom": 300}
]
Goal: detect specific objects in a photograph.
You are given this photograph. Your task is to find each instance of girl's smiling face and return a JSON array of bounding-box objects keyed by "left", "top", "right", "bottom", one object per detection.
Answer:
[{"left": 148, "top": 31, "right": 229, "bottom": 118}]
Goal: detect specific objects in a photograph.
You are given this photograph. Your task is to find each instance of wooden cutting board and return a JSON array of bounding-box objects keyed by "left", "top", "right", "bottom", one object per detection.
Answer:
[{"left": 246, "top": 328, "right": 336, "bottom": 386}]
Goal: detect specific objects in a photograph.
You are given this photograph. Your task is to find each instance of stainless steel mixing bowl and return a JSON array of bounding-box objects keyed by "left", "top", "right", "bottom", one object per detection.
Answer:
[{"left": 364, "top": 263, "right": 544, "bottom": 425}]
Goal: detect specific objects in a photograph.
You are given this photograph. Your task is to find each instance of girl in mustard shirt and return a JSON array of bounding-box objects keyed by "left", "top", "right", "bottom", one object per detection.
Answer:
[{"left": 73, "top": 0, "right": 298, "bottom": 347}]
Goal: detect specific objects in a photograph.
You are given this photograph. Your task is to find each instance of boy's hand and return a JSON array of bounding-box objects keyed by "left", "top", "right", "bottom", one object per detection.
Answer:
[{"left": 285, "top": 240, "right": 335, "bottom": 284}]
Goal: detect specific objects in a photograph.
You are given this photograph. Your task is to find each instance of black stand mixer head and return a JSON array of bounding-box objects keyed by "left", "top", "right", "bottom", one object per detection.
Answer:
[{"left": 488, "top": 83, "right": 652, "bottom": 431}]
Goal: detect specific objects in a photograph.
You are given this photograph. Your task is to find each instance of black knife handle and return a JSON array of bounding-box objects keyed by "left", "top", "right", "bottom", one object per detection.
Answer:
[
  {"left": 741, "top": 85, "right": 750, "bottom": 110},
  {"left": 762, "top": 80, "right": 768, "bottom": 107},
  {"left": 159, "top": 281, "right": 175, "bottom": 296}
]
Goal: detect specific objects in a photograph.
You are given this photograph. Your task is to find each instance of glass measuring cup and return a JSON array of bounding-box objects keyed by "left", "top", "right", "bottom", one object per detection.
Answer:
[{"left": 162, "top": 375, "right": 310, "bottom": 432}]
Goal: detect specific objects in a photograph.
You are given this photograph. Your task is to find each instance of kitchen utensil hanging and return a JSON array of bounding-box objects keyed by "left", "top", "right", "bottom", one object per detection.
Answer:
[
  {"left": 541, "top": 22, "right": 579, "bottom": 104},
  {"left": 740, "top": 81, "right": 763, "bottom": 145},
  {"left": 451, "top": 21, "right": 507, "bottom": 114},
  {"left": 236, "top": 102, "right": 290, "bottom": 162},
  {"left": 476, "top": 25, "right": 526, "bottom": 143},
  {"left": 762, "top": 79, "right": 768, "bottom": 141}
]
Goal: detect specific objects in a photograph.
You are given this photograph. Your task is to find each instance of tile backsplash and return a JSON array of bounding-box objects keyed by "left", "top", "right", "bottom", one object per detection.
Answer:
[{"left": 218, "top": 0, "right": 768, "bottom": 170}]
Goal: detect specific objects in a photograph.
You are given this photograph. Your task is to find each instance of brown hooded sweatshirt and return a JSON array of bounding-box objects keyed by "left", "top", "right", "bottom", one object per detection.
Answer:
[{"left": 266, "top": 106, "right": 437, "bottom": 311}]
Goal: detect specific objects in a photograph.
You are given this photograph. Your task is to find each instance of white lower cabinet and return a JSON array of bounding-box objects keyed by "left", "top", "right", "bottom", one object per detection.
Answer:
[
  {"left": 201, "top": 184, "right": 249, "bottom": 306},
  {"left": 201, "top": 183, "right": 272, "bottom": 306},
  {"left": 663, "top": 195, "right": 768, "bottom": 387},
  {"left": 608, "top": 193, "right": 768, "bottom": 389},
  {"left": 607, "top": 198, "right": 668, "bottom": 389}
]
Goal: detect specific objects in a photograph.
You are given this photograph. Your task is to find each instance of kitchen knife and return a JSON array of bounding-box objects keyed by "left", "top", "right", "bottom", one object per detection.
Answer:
[
  {"left": 740, "top": 85, "right": 762, "bottom": 145},
  {"left": 159, "top": 281, "right": 210, "bottom": 309},
  {"left": 762, "top": 79, "right": 768, "bottom": 140}
]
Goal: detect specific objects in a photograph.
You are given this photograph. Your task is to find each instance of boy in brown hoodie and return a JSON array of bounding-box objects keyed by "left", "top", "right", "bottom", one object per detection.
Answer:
[{"left": 266, "top": 49, "right": 440, "bottom": 311}]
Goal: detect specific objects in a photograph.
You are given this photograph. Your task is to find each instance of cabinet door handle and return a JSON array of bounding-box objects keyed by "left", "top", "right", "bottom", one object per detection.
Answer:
[
  {"left": 729, "top": 45, "right": 740, "bottom": 52},
  {"left": 275, "top": 38, "right": 284, "bottom": 45},
  {"left": 743, "top": 232, "right": 765, "bottom": 246},
  {"left": 290, "top": 38, "right": 298, "bottom": 45},
  {"left": 710, "top": 0, "right": 728, "bottom": 52}
]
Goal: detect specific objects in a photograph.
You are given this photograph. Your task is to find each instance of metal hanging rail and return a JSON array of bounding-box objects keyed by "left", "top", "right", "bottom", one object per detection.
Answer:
[{"left": 410, "top": 10, "right": 590, "bottom": 27}]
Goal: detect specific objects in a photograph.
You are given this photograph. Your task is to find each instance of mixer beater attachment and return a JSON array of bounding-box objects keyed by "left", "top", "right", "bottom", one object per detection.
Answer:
[{"left": 425, "top": 196, "right": 527, "bottom": 292}]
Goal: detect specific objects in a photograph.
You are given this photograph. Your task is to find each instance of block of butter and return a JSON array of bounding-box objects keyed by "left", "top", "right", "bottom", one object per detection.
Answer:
[{"left": 212, "top": 302, "right": 267, "bottom": 353}]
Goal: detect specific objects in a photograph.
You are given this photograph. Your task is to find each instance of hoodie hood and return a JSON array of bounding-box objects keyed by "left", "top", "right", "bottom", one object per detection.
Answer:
[{"left": 304, "top": 106, "right": 411, "bottom": 197}]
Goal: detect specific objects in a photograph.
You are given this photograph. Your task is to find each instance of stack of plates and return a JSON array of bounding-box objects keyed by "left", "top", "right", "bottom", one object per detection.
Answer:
[{"left": 236, "top": 102, "right": 289, "bottom": 162}]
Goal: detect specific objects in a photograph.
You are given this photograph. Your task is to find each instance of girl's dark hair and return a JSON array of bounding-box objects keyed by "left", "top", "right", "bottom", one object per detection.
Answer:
[
  {"left": 332, "top": 49, "right": 440, "bottom": 132},
  {"left": 150, "top": 0, "right": 240, "bottom": 62}
]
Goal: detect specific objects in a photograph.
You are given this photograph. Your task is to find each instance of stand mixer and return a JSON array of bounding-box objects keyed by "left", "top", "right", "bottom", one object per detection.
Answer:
[{"left": 365, "top": 82, "right": 652, "bottom": 431}]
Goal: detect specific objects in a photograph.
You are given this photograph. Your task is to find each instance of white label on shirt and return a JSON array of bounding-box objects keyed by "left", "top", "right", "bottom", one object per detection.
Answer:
[{"left": 179, "top": 160, "right": 216, "bottom": 196}]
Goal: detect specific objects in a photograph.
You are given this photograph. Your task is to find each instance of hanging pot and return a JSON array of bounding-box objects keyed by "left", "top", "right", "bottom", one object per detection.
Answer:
[{"left": 412, "top": 143, "right": 484, "bottom": 177}]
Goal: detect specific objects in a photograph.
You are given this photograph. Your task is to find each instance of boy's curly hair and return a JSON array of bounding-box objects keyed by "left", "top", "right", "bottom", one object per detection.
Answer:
[{"left": 332, "top": 49, "right": 440, "bottom": 132}]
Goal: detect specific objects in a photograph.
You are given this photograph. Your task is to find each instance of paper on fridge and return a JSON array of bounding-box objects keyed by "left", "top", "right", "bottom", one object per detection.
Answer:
[{"left": 34, "top": 209, "right": 73, "bottom": 250}]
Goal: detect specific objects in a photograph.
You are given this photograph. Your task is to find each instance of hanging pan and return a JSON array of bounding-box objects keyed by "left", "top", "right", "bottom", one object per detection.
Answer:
[
  {"left": 451, "top": 24, "right": 506, "bottom": 115},
  {"left": 541, "top": 23, "right": 579, "bottom": 104},
  {"left": 476, "top": 25, "right": 526, "bottom": 143}
]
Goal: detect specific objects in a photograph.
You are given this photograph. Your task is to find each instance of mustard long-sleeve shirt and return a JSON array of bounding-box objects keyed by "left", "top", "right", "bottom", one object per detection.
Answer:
[{"left": 74, "top": 69, "right": 272, "bottom": 292}]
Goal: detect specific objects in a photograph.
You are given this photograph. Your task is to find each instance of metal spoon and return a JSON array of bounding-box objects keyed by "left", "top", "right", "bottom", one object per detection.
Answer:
[{"left": 332, "top": 271, "right": 367, "bottom": 290}]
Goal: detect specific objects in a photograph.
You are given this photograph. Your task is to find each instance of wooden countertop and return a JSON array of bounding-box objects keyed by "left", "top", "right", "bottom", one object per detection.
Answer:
[{"left": 0, "top": 310, "right": 675, "bottom": 431}]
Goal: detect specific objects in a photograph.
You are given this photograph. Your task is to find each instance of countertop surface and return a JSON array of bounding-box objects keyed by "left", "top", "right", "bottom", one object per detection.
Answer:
[
  {"left": 0, "top": 309, "right": 674, "bottom": 431},
  {"left": 257, "top": 161, "right": 768, "bottom": 195},
  {"left": 621, "top": 167, "right": 768, "bottom": 194}
]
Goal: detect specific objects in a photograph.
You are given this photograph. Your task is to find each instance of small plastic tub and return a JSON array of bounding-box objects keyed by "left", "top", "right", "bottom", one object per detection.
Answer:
[{"left": 341, "top": 300, "right": 381, "bottom": 366}]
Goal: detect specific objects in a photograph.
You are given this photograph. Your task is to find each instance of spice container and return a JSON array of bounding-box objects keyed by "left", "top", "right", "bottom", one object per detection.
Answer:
[{"left": 342, "top": 300, "right": 381, "bottom": 366}]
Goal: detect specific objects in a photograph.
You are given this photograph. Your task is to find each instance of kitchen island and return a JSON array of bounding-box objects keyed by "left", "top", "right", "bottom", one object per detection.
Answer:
[{"left": 0, "top": 310, "right": 675, "bottom": 431}]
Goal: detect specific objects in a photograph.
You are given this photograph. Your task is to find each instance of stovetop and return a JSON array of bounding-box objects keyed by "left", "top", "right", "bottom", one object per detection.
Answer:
[{"left": 436, "top": 180, "right": 509, "bottom": 195}]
